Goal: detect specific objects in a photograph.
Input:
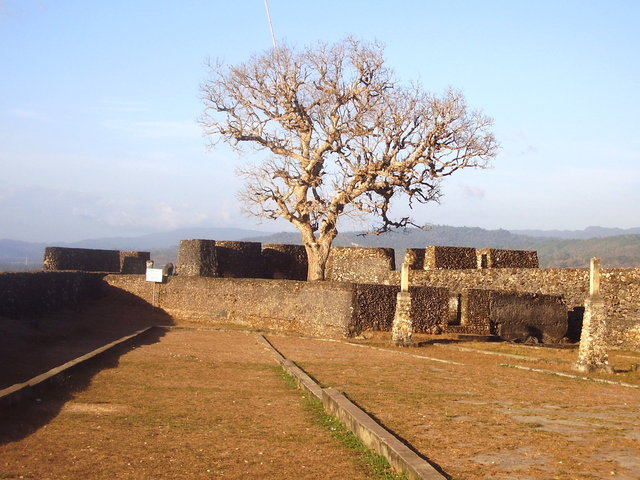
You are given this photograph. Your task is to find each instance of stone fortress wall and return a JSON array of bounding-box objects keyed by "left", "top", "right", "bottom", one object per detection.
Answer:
[
  {"left": 43, "top": 246, "right": 150, "bottom": 274},
  {"left": 7, "top": 241, "right": 639, "bottom": 348}
]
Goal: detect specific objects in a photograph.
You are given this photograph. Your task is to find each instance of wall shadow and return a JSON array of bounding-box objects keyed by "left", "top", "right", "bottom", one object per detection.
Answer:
[{"left": 0, "top": 284, "right": 174, "bottom": 445}]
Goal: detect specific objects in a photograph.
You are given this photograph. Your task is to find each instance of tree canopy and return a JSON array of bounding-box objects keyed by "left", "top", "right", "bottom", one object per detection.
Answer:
[{"left": 201, "top": 38, "right": 498, "bottom": 280}]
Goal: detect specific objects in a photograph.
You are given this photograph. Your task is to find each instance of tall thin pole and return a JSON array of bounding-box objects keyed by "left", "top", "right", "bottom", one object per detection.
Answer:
[{"left": 264, "top": 0, "right": 277, "bottom": 50}]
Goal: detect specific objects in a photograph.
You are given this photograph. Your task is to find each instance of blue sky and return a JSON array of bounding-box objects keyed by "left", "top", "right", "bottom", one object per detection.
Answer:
[{"left": 1, "top": 0, "right": 638, "bottom": 242}]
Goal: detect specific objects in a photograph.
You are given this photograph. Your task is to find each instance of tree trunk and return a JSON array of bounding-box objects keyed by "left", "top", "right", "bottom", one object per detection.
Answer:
[{"left": 304, "top": 241, "right": 331, "bottom": 281}]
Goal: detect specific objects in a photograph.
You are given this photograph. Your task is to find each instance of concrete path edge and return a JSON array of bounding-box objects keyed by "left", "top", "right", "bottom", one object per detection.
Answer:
[
  {"left": 257, "top": 334, "right": 447, "bottom": 480},
  {"left": 0, "top": 327, "right": 155, "bottom": 407}
]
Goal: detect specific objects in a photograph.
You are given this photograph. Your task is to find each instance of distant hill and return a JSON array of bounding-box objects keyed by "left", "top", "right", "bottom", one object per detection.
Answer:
[
  {"left": 248, "top": 227, "right": 640, "bottom": 269},
  {"left": 511, "top": 226, "right": 640, "bottom": 239},
  {"left": 0, "top": 227, "right": 264, "bottom": 272},
  {"left": 2, "top": 225, "right": 640, "bottom": 271}
]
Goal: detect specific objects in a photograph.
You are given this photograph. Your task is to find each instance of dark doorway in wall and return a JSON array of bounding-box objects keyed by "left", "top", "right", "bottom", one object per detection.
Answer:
[
  {"left": 566, "top": 306, "right": 584, "bottom": 342},
  {"left": 480, "top": 253, "right": 488, "bottom": 269}
]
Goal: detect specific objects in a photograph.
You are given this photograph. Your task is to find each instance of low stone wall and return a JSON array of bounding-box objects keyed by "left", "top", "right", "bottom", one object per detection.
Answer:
[
  {"left": 105, "top": 275, "right": 367, "bottom": 337},
  {"left": 0, "top": 271, "right": 105, "bottom": 317},
  {"left": 395, "top": 268, "right": 640, "bottom": 349},
  {"left": 43, "top": 247, "right": 121, "bottom": 272},
  {"left": 326, "top": 247, "right": 396, "bottom": 283},
  {"left": 262, "top": 244, "right": 308, "bottom": 280},
  {"left": 459, "top": 289, "right": 567, "bottom": 343},
  {"left": 477, "top": 248, "right": 538, "bottom": 269},
  {"left": 119, "top": 251, "right": 150, "bottom": 274},
  {"left": 425, "top": 246, "right": 476, "bottom": 270}
]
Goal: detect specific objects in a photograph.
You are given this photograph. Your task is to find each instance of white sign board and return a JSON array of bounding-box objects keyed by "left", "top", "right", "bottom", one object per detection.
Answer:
[{"left": 146, "top": 268, "right": 164, "bottom": 283}]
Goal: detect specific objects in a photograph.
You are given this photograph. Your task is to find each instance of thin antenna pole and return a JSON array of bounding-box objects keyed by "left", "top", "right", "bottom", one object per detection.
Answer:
[{"left": 264, "top": 0, "right": 277, "bottom": 50}]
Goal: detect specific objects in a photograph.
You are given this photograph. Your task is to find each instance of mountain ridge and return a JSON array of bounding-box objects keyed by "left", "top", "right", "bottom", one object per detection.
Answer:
[{"left": 2, "top": 225, "right": 640, "bottom": 271}]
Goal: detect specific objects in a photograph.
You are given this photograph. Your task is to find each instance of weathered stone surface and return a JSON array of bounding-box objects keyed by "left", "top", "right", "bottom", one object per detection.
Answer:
[
  {"left": 175, "top": 239, "right": 218, "bottom": 277},
  {"left": 262, "top": 244, "right": 307, "bottom": 280},
  {"left": 477, "top": 248, "right": 538, "bottom": 269},
  {"left": 43, "top": 246, "right": 120, "bottom": 272},
  {"left": 119, "top": 251, "right": 150, "bottom": 274},
  {"left": 447, "top": 289, "right": 567, "bottom": 342},
  {"left": 215, "top": 241, "right": 264, "bottom": 278},
  {"left": 392, "top": 291, "right": 413, "bottom": 346},
  {"left": 489, "top": 291, "right": 568, "bottom": 343},
  {"left": 425, "top": 246, "right": 477, "bottom": 270},
  {"left": 410, "top": 286, "right": 449, "bottom": 334},
  {"left": 404, "top": 249, "right": 426, "bottom": 270},
  {"left": 0, "top": 271, "right": 105, "bottom": 317},
  {"left": 352, "top": 284, "right": 398, "bottom": 332},
  {"left": 576, "top": 295, "right": 611, "bottom": 372},
  {"left": 106, "top": 275, "right": 362, "bottom": 338},
  {"left": 326, "top": 247, "right": 396, "bottom": 283},
  {"left": 394, "top": 268, "right": 640, "bottom": 348}
]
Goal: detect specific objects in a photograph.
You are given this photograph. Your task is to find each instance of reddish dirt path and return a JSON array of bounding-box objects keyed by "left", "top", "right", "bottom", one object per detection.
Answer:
[
  {"left": 268, "top": 334, "right": 640, "bottom": 480},
  {"left": 0, "top": 329, "right": 371, "bottom": 480}
]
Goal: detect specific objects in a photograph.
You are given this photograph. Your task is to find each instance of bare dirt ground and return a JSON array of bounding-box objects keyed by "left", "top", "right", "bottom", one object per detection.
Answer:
[
  {"left": 268, "top": 332, "right": 640, "bottom": 480},
  {"left": 0, "top": 328, "right": 374, "bottom": 480},
  {"left": 2, "top": 300, "right": 639, "bottom": 480}
]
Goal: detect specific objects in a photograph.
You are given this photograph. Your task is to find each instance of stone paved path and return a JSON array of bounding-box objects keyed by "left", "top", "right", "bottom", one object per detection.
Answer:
[{"left": 0, "top": 329, "right": 371, "bottom": 480}]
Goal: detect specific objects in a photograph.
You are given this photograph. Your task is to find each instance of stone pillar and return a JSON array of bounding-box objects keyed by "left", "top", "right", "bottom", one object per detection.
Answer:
[
  {"left": 575, "top": 258, "right": 612, "bottom": 373},
  {"left": 392, "top": 263, "right": 413, "bottom": 346}
]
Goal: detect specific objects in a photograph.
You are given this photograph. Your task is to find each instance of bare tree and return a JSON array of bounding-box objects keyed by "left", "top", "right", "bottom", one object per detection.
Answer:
[{"left": 201, "top": 38, "right": 498, "bottom": 281}]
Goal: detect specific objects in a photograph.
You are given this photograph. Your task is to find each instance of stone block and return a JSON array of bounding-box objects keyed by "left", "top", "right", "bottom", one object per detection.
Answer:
[
  {"left": 215, "top": 241, "right": 264, "bottom": 278},
  {"left": 262, "top": 244, "right": 307, "bottom": 280},
  {"left": 326, "top": 246, "right": 395, "bottom": 283},
  {"left": 425, "top": 246, "right": 476, "bottom": 270},
  {"left": 119, "top": 250, "right": 150, "bottom": 274},
  {"left": 43, "top": 246, "right": 120, "bottom": 272},
  {"left": 175, "top": 239, "right": 218, "bottom": 277}
]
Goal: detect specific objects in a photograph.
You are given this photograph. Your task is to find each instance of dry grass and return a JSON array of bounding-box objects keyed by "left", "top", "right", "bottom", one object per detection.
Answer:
[
  {"left": 0, "top": 330, "right": 376, "bottom": 479},
  {"left": 268, "top": 333, "right": 640, "bottom": 480}
]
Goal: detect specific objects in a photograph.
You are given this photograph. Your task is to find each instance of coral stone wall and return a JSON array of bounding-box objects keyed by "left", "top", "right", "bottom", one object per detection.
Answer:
[
  {"left": 409, "top": 286, "right": 450, "bottom": 333},
  {"left": 0, "top": 271, "right": 105, "bottom": 317},
  {"left": 425, "top": 246, "right": 477, "bottom": 270},
  {"left": 105, "top": 275, "right": 361, "bottom": 337},
  {"left": 404, "top": 248, "right": 426, "bottom": 270},
  {"left": 326, "top": 247, "right": 396, "bottom": 283},
  {"left": 392, "top": 268, "right": 640, "bottom": 349},
  {"left": 175, "top": 239, "right": 218, "bottom": 277},
  {"left": 215, "top": 241, "right": 264, "bottom": 278},
  {"left": 262, "top": 244, "right": 308, "bottom": 280},
  {"left": 491, "top": 291, "right": 567, "bottom": 343},
  {"left": 478, "top": 248, "right": 539, "bottom": 269},
  {"left": 43, "top": 247, "right": 121, "bottom": 272},
  {"left": 119, "top": 251, "right": 151, "bottom": 274}
]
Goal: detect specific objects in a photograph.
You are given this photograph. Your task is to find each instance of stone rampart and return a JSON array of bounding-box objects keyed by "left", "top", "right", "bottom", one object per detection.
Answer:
[
  {"left": 0, "top": 271, "right": 105, "bottom": 317},
  {"left": 425, "top": 246, "right": 477, "bottom": 270},
  {"left": 215, "top": 241, "right": 264, "bottom": 278},
  {"left": 393, "top": 268, "right": 640, "bottom": 349},
  {"left": 43, "top": 246, "right": 121, "bottom": 272},
  {"left": 477, "top": 248, "right": 538, "bottom": 269},
  {"left": 119, "top": 251, "right": 151, "bottom": 274},
  {"left": 326, "top": 247, "right": 396, "bottom": 283},
  {"left": 175, "top": 239, "right": 218, "bottom": 277},
  {"left": 105, "top": 275, "right": 395, "bottom": 338},
  {"left": 262, "top": 244, "right": 308, "bottom": 280},
  {"left": 458, "top": 289, "right": 567, "bottom": 343}
]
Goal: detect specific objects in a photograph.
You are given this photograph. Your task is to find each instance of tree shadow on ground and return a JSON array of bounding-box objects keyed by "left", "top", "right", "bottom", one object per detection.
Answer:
[{"left": 0, "top": 285, "right": 174, "bottom": 445}]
